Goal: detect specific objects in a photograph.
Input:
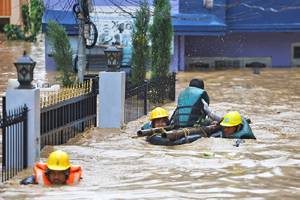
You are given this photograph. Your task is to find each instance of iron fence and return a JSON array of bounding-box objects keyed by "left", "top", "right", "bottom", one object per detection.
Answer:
[
  {"left": 40, "top": 84, "right": 97, "bottom": 149},
  {"left": 1, "top": 97, "right": 28, "bottom": 182},
  {"left": 125, "top": 73, "right": 176, "bottom": 123}
]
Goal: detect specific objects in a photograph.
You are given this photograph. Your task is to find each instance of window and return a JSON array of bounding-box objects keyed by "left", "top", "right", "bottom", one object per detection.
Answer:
[
  {"left": 203, "top": 0, "right": 214, "bottom": 9},
  {"left": 293, "top": 46, "right": 300, "bottom": 59}
]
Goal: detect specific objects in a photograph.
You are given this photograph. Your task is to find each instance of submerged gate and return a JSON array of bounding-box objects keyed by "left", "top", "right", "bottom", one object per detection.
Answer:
[
  {"left": 40, "top": 81, "right": 97, "bottom": 149},
  {"left": 1, "top": 97, "right": 28, "bottom": 182}
]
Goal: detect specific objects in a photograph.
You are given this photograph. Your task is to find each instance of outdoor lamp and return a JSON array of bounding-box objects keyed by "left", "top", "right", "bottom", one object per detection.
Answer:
[
  {"left": 104, "top": 45, "right": 121, "bottom": 72},
  {"left": 14, "top": 51, "right": 36, "bottom": 89}
]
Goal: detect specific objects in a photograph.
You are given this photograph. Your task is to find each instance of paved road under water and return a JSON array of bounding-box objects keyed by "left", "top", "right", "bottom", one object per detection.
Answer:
[{"left": 0, "top": 37, "right": 300, "bottom": 199}]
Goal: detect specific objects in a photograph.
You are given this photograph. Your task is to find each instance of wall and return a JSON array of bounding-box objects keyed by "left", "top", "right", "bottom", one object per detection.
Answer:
[
  {"left": 0, "top": 0, "right": 11, "bottom": 16},
  {"left": 179, "top": 0, "right": 226, "bottom": 22},
  {"left": 185, "top": 32, "right": 300, "bottom": 67},
  {"left": 227, "top": 0, "right": 300, "bottom": 31}
]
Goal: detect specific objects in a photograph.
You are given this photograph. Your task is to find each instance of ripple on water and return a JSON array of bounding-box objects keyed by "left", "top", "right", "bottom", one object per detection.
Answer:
[{"left": 1, "top": 69, "right": 300, "bottom": 199}]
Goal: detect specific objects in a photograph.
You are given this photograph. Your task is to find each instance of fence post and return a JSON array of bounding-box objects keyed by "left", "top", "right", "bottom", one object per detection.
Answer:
[
  {"left": 2, "top": 97, "right": 6, "bottom": 181},
  {"left": 23, "top": 105, "right": 28, "bottom": 168},
  {"left": 6, "top": 88, "right": 40, "bottom": 167},
  {"left": 143, "top": 80, "right": 148, "bottom": 115},
  {"left": 98, "top": 71, "right": 125, "bottom": 128},
  {"left": 170, "top": 72, "right": 176, "bottom": 101}
]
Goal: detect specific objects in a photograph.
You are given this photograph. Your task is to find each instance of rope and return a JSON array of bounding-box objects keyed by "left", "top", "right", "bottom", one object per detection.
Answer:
[
  {"left": 182, "top": 128, "right": 190, "bottom": 142},
  {"left": 198, "top": 127, "right": 208, "bottom": 137}
]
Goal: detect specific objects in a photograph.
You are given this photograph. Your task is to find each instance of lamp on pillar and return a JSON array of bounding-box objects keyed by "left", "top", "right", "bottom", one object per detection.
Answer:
[
  {"left": 14, "top": 51, "right": 36, "bottom": 89},
  {"left": 104, "top": 45, "right": 121, "bottom": 72}
]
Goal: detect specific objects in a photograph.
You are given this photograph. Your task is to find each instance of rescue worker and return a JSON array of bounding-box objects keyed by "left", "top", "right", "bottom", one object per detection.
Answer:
[
  {"left": 171, "top": 79, "right": 210, "bottom": 128},
  {"left": 210, "top": 111, "right": 256, "bottom": 139},
  {"left": 141, "top": 107, "right": 169, "bottom": 129},
  {"left": 20, "top": 150, "right": 82, "bottom": 186}
]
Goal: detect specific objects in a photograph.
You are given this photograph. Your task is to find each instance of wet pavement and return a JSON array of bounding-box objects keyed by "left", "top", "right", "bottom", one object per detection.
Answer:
[{"left": 1, "top": 66, "right": 300, "bottom": 199}]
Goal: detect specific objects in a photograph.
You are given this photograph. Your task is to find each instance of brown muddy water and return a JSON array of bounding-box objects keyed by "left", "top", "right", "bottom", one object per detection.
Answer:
[
  {"left": 0, "top": 34, "right": 54, "bottom": 98},
  {"left": 1, "top": 37, "right": 300, "bottom": 199}
]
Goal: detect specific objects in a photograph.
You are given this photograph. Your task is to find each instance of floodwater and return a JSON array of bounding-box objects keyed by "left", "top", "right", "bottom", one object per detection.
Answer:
[
  {"left": 0, "top": 34, "right": 53, "bottom": 98},
  {"left": 1, "top": 36, "right": 300, "bottom": 199}
]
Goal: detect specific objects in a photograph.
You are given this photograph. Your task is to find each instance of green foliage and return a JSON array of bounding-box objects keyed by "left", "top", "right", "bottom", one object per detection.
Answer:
[
  {"left": 30, "top": 0, "right": 44, "bottom": 40},
  {"left": 3, "top": 24, "right": 25, "bottom": 40},
  {"left": 4, "top": 1, "right": 43, "bottom": 42},
  {"left": 150, "top": 0, "right": 173, "bottom": 79},
  {"left": 47, "top": 21, "right": 75, "bottom": 86},
  {"left": 21, "top": 4, "right": 30, "bottom": 33},
  {"left": 131, "top": 0, "right": 150, "bottom": 85}
]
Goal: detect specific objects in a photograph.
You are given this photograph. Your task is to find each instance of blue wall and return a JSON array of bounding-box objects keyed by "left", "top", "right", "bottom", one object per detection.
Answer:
[
  {"left": 185, "top": 32, "right": 300, "bottom": 67},
  {"left": 175, "top": 0, "right": 300, "bottom": 33},
  {"left": 174, "top": 0, "right": 300, "bottom": 69},
  {"left": 226, "top": 0, "right": 300, "bottom": 31},
  {"left": 180, "top": 0, "right": 226, "bottom": 21}
]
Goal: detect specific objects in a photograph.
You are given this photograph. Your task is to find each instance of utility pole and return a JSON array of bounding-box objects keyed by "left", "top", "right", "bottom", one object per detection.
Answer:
[{"left": 77, "top": 0, "right": 88, "bottom": 83}]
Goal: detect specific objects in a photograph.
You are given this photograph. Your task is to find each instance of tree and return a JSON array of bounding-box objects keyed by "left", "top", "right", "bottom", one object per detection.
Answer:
[
  {"left": 47, "top": 21, "right": 75, "bottom": 86},
  {"left": 150, "top": 0, "right": 173, "bottom": 78},
  {"left": 30, "top": 0, "right": 44, "bottom": 40},
  {"left": 131, "top": 0, "right": 150, "bottom": 85},
  {"left": 4, "top": 0, "right": 43, "bottom": 41},
  {"left": 21, "top": 4, "right": 31, "bottom": 33}
]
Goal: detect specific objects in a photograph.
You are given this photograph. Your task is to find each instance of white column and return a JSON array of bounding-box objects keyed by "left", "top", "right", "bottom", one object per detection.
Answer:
[
  {"left": 6, "top": 88, "right": 40, "bottom": 167},
  {"left": 98, "top": 72, "right": 125, "bottom": 128},
  {"left": 179, "top": 36, "right": 186, "bottom": 71},
  {"left": 10, "top": 0, "right": 21, "bottom": 25}
]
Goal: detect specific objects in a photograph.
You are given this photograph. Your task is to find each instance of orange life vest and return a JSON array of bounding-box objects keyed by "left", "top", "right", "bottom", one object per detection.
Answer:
[{"left": 33, "top": 162, "right": 82, "bottom": 186}]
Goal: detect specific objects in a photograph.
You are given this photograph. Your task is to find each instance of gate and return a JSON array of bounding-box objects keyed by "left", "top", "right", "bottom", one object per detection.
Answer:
[
  {"left": 125, "top": 73, "right": 176, "bottom": 122},
  {"left": 1, "top": 97, "right": 28, "bottom": 182},
  {"left": 40, "top": 81, "right": 97, "bottom": 149}
]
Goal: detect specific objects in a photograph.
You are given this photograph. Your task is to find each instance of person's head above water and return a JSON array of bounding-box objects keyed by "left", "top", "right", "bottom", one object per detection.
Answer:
[
  {"left": 149, "top": 107, "right": 169, "bottom": 128},
  {"left": 220, "top": 111, "right": 243, "bottom": 137},
  {"left": 46, "top": 150, "right": 71, "bottom": 185},
  {"left": 189, "top": 79, "right": 204, "bottom": 89}
]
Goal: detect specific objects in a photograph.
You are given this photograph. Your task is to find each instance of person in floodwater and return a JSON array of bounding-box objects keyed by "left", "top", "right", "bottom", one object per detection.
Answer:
[
  {"left": 141, "top": 107, "right": 169, "bottom": 129},
  {"left": 210, "top": 111, "right": 256, "bottom": 139},
  {"left": 20, "top": 150, "right": 82, "bottom": 186},
  {"left": 171, "top": 78, "right": 210, "bottom": 128}
]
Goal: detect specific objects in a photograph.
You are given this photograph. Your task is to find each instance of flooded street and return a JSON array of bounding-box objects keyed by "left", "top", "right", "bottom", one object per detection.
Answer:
[
  {"left": 0, "top": 66, "right": 299, "bottom": 199},
  {"left": 0, "top": 34, "right": 51, "bottom": 98}
]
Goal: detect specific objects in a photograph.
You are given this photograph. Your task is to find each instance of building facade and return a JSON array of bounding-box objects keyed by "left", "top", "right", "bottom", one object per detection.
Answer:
[
  {"left": 172, "top": 0, "right": 300, "bottom": 71},
  {"left": 0, "top": 0, "right": 29, "bottom": 30},
  {"left": 42, "top": 0, "right": 300, "bottom": 71}
]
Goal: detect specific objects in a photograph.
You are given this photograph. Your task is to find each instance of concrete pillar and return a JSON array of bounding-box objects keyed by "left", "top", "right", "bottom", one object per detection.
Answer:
[
  {"left": 171, "top": 36, "right": 179, "bottom": 72},
  {"left": 6, "top": 88, "right": 40, "bottom": 167},
  {"left": 10, "top": 0, "right": 21, "bottom": 25},
  {"left": 98, "top": 71, "right": 125, "bottom": 128},
  {"left": 179, "top": 36, "right": 185, "bottom": 71}
]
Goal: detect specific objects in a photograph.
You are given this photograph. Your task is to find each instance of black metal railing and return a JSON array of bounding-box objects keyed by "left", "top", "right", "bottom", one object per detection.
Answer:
[
  {"left": 84, "top": 74, "right": 99, "bottom": 95},
  {"left": 40, "top": 92, "right": 97, "bottom": 149},
  {"left": 125, "top": 73, "right": 176, "bottom": 122},
  {"left": 1, "top": 97, "right": 28, "bottom": 182}
]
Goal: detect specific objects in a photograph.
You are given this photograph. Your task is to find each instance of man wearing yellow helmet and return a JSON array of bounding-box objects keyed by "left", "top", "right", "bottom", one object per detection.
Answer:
[
  {"left": 141, "top": 107, "right": 169, "bottom": 129},
  {"left": 211, "top": 111, "right": 256, "bottom": 139},
  {"left": 20, "top": 150, "right": 82, "bottom": 186}
]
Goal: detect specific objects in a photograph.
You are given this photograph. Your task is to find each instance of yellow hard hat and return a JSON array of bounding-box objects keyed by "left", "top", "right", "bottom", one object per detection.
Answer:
[
  {"left": 47, "top": 150, "right": 70, "bottom": 171},
  {"left": 220, "top": 111, "right": 243, "bottom": 127},
  {"left": 149, "top": 107, "right": 169, "bottom": 121}
]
